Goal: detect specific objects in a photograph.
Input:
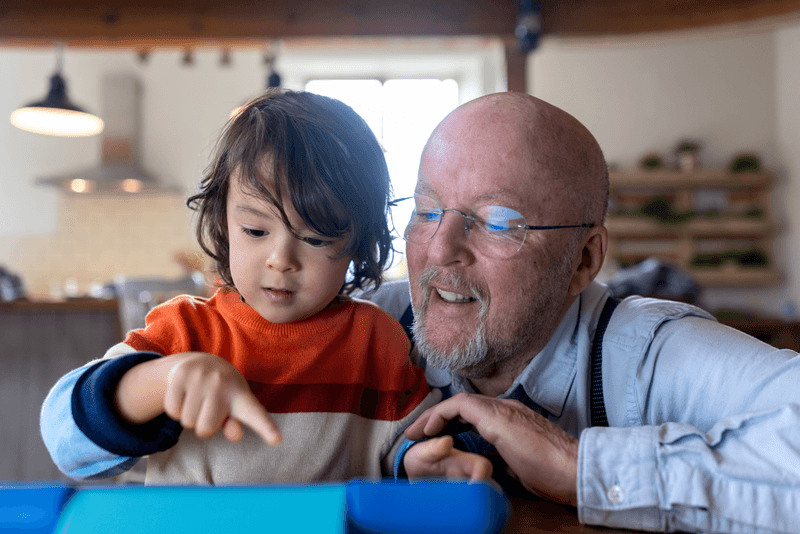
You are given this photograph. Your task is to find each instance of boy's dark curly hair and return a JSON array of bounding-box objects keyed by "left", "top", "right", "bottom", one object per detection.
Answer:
[{"left": 187, "top": 89, "right": 393, "bottom": 294}]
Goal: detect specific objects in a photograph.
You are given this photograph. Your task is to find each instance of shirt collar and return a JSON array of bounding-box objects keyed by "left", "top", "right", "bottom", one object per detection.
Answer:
[{"left": 506, "top": 296, "right": 583, "bottom": 417}]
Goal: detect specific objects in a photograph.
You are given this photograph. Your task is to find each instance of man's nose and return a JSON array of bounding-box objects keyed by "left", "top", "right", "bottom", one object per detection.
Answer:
[
  {"left": 266, "top": 236, "right": 300, "bottom": 272},
  {"left": 426, "top": 210, "right": 473, "bottom": 265}
]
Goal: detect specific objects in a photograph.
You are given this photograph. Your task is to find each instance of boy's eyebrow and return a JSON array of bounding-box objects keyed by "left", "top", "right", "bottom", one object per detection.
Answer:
[{"left": 234, "top": 204, "right": 273, "bottom": 219}]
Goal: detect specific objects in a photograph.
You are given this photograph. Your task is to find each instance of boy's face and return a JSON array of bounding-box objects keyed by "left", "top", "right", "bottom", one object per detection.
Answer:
[{"left": 226, "top": 175, "right": 352, "bottom": 324}]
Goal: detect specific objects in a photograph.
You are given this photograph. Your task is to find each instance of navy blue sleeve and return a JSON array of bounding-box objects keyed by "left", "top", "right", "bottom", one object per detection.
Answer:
[{"left": 72, "top": 352, "right": 183, "bottom": 457}]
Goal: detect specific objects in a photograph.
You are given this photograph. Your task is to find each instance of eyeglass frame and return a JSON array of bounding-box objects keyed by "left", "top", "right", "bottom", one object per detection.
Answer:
[{"left": 389, "top": 194, "right": 596, "bottom": 257}]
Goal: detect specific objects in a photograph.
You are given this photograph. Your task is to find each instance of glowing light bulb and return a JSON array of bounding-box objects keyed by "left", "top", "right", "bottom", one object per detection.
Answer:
[
  {"left": 69, "top": 179, "right": 94, "bottom": 193},
  {"left": 10, "top": 107, "right": 104, "bottom": 137},
  {"left": 119, "top": 179, "right": 143, "bottom": 193}
]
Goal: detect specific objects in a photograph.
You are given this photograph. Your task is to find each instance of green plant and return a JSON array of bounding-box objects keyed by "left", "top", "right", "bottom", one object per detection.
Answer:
[
  {"left": 743, "top": 207, "right": 764, "bottom": 218},
  {"left": 675, "top": 139, "right": 701, "bottom": 153},
  {"left": 640, "top": 197, "right": 695, "bottom": 224},
  {"left": 639, "top": 153, "right": 663, "bottom": 169},
  {"left": 729, "top": 153, "right": 761, "bottom": 173}
]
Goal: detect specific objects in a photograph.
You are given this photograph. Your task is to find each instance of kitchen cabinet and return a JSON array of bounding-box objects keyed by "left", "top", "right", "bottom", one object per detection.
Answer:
[
  {"left": 607, "top": 168, "right": 781, "bottom": 287},
  {"left": 1, "top": 299, "right": 121, "bottom": 481}
]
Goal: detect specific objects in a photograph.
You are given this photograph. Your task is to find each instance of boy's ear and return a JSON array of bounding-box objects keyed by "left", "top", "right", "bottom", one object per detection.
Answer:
[{"left": 568, "top": 226, "right": 607, "bottom": 297}]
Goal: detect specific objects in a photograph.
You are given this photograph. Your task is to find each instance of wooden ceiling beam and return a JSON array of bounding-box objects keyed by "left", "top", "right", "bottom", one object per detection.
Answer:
[
  {"left": 541, "top": 0, "right": 800, "bottom": 35},
  {"left": 0, "top": 0, "right": 517, "bottom": 48},
  {"left": 2, "top": 0, "right": 800, "bottom": 48}
]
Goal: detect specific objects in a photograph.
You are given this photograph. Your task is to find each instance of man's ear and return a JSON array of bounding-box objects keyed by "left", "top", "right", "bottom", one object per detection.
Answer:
[{"left": 568, "top": 226, "right": 608, "bottom": 297}]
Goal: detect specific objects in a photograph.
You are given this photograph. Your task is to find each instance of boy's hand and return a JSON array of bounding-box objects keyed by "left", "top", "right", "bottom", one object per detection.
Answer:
[
  {"left": 403, "top": 436, "right": 493, "bottom": 481},
  {"left": 164, "top": 352, "right": 282, "bottom": 445}
]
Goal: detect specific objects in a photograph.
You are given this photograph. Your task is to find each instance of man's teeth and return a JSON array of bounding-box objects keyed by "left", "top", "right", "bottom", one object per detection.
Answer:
[{"left": 436, "top": 288, "right": 475, "bottom": 303}]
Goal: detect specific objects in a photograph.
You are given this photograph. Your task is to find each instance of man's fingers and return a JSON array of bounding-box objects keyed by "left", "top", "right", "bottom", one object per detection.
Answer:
[
  {"left": 230, "top": 395, "right": 282, "bottom": 445},
  {"left": 405, "top": 394, "right": 484, "bottom": 440},
  {"left": 404, "top": 411, "right": 432, "bottom": 439}
]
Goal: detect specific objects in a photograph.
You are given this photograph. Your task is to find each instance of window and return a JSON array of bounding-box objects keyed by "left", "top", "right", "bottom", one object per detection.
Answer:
[{"left": 306, "top": 78, "right": 459, "bottom": 278}]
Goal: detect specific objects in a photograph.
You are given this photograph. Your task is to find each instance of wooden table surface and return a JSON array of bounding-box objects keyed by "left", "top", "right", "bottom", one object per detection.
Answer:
[{"left": 507, "top": 496, "right": 639, "bottom": 533}]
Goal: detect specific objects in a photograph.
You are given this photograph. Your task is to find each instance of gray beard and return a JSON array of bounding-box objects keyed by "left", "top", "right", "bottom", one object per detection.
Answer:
[
  {"left": 411, "top": 268, "right": 518, "bottom": 379},
  {"left": 410, "top": 234, "right": 582, "bottom": 380}
]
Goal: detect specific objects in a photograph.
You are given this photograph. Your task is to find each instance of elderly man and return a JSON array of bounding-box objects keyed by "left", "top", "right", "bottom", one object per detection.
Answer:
[{"left": 382, "top": 92, "right": 800, "bottom": 532}]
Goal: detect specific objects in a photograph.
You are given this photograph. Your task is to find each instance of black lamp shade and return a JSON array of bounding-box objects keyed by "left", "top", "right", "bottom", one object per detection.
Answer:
[
  {"left": 29, "top": 72, "right": 88, "bottom": 112},
  {"left": 10, "top": 71, "right": 104, "bottom": 137}
]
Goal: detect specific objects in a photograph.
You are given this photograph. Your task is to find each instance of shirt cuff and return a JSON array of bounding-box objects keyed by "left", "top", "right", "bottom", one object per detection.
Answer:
[
  {"left": 394, "top": 439, "right": 417, "bottom": 479},
  {"left": 578, "top": 425, "right": 665, "bottom": 530},
  {"left": 72, "top": 352, "right": 183, "bottom": 457}
]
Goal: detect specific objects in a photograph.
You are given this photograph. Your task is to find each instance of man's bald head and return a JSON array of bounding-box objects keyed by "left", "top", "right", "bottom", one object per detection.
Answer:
[{"left": 422, "top": 92, "right": 608, "bottom": 226}]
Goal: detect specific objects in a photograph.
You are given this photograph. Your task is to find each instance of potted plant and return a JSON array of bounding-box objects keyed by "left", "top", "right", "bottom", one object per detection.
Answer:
[{"left": 674, "top": 139, "right": 701, "bottom": 172}]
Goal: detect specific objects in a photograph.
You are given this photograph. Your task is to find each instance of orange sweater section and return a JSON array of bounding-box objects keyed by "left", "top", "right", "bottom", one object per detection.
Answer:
[{"left": 125, "top": 288, "right": 429, "bottom": 421}]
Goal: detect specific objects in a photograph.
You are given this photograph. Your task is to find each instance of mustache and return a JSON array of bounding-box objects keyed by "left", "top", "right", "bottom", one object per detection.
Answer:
[{"left": 416, "top": 267, "right": 489, "bottom": 314}]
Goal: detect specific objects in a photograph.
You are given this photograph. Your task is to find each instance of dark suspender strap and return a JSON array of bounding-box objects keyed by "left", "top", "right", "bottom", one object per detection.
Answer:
[{"left": 590, "top": 296, "right": 620, "bottom": 427}]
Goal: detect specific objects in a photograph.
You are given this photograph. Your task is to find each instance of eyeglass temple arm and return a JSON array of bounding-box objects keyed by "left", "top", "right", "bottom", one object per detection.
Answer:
[{"left": 522, "top": 223, "right": 595, "bottom": 230}]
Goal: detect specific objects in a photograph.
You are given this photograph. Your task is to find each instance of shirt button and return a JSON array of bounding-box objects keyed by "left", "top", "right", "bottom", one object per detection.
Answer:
[{"left": 608, "top": 485, "right": 625, "bottom": 504}]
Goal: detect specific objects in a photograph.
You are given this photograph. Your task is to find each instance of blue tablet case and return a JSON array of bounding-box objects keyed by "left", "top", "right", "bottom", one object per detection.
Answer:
[{"left": 0, "top": 479, "right": 510, "bottom": 534}]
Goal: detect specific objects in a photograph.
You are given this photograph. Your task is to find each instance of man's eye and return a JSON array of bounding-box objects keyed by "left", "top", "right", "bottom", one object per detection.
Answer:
[
  {"left": 415, "top": 210, "right": 442, "bottom": 223},
  {"left": 303, "top": 236, "right": 333, "bottom": 247},
  {"left": 484, "top": 219, "right": 512, "bottom": 233},
  {"left": 242, "top": 228, "right": 267, "bottom": 238}
]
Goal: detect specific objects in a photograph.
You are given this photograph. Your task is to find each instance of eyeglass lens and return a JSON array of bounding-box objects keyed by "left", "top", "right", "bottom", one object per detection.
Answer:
[{"left": 392, "top": 194, "right": 529, "bottom": 258}]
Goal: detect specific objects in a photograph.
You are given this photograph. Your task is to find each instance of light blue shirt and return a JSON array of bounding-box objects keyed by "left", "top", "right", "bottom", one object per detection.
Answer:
[
  {"left": 367, "top": 280, "right": 800, "bottom": 533},
  {"left": 42, "top": 280, "right": 800, "bottom": 532}
]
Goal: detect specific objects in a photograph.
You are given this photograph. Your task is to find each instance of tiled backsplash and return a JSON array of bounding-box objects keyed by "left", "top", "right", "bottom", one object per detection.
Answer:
[{"left": 0, "top": 193, "right": 208, "bottom": 299}]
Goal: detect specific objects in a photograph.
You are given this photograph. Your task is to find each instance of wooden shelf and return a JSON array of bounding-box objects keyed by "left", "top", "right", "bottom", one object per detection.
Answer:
[
  {"left": 690, "top": 266, "right": 782, "bottom": 287},
  {"left": 607, "top": 168, "right": 780, "bottom": 288},
  {"left": 607, "top": 215, "right": 777, "bottom": 238},
  {"left": 609, "top": 169, "right": 774, "bottom": 189}
]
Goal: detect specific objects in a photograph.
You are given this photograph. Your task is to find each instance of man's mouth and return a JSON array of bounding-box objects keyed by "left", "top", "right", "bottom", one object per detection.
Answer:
[{"left": 435, "top": 288, "right": 476, "bottom": 303}]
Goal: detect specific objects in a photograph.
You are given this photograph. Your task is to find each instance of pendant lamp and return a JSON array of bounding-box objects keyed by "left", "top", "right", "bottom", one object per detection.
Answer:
[{"left": 9, "top": 45, "right": 104, "bottom": 137}]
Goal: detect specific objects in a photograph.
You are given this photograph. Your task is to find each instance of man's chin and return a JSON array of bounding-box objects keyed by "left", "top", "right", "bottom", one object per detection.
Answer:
[{"left": 413, "top": 323, "right": 497, "bottom": 379}]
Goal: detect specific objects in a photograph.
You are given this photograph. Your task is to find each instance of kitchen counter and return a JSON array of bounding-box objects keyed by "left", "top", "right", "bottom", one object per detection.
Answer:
[{"left": 0, "top": 297, "right": 120, "bottom": 312}]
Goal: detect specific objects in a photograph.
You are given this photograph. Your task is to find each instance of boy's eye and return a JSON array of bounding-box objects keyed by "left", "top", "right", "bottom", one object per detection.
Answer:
[
  {"left": 303, "top": 236, "right": 333, "bottom": 248},
  {"left": 242, "top": 228, "right": 267, "bottom": 238}
]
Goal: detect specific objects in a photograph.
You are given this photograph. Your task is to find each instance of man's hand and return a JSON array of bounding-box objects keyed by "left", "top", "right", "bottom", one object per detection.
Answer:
[
  {"left": 164, "top": 352, "right": 282, "bottom": 445},
  {"left": 403, "top": 435, "right": 493, "bottom": 481},
  {"left": 404, "top": 393, "right": 579, "bottom": 506}
]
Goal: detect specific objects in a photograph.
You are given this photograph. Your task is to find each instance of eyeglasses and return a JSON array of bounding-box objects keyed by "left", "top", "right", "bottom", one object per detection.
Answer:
[{"left": 390, "top": 193, "right": 595, "bottom": 259}]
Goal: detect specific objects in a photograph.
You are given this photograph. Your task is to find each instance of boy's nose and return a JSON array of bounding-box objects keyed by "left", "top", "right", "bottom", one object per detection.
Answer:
[{"left": 266, "top": 238, "right": 299, "bottom": 272}]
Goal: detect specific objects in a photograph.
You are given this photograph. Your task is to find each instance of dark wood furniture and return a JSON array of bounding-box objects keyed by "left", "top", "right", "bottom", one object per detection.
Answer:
[
  {"left": 0, "top": 298, "right": 121, "bottom": 481},
  {"left": 508, "top": 497, "right": 640, "bottom": 533},
  {"left": 718, "top": 316, "right": 800, "bottom": 352}
]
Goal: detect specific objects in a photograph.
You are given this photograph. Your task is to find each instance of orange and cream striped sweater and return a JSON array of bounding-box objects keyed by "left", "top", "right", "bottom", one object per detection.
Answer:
[{"left": 103, "top": 288, "right": 437, "bottom": 484}]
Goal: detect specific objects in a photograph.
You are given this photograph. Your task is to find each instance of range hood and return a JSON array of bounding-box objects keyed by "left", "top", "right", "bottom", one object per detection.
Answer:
[{"left": 36, "top": 74, "right": 173, "bottom": 195}]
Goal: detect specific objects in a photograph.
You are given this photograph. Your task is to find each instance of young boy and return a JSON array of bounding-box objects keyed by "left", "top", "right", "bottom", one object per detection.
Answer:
[{"left": 40, "top": 90, "right": 490, "bottom": 484}]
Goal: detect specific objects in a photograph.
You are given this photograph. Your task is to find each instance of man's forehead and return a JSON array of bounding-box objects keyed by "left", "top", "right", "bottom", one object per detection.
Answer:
[{"left": 414, "top": 180, "right": 542, "bottom": 216}]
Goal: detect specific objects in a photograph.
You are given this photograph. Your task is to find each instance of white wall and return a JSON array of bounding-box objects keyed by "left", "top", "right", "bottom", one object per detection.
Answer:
[
  {"left": 0, "top": 38, "right": 503, "bottom": 237},
  {"left": 775, "top": 24, "right": 800, "bottom": 316},
  {"left": 0, "top": 39, "right": 503, "bottom": 296},
  {"left": 2, "top": 26, "right": 800, "bottom": 313},
  {"left": 530, "top": 23, "right": 800, "bottom": 316}
]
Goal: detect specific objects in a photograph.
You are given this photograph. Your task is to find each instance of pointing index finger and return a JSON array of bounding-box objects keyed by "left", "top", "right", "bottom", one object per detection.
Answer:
[{"left": 230, "top": 395, "right": 282, "bottom": 445}]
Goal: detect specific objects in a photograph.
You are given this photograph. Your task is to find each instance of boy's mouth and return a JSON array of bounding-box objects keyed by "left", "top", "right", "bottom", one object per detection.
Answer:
[{"left": 264, "top": 287, "right": 295, "bottom": 299}]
